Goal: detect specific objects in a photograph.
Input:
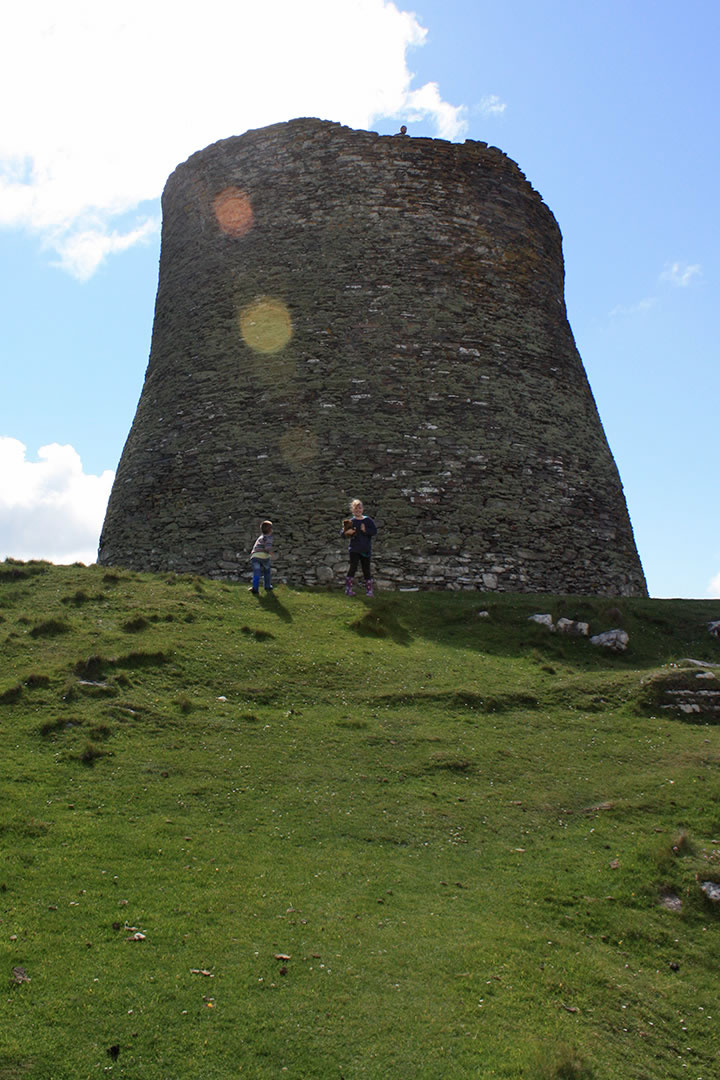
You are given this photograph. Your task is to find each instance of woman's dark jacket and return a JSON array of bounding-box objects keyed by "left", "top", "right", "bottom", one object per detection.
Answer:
[{"left": 345, "top": 516, "right": 377, "bottom": 556}]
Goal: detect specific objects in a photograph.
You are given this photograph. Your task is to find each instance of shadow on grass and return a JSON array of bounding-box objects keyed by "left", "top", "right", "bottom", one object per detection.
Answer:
[
  {"left": 258, "top": 591, "right": 293, "bottom": 623},
  {"left": 362, "top": 592, "right": 720, "bottom": 671},
  {"left": 349, "top": 600, "right": 412, "bottom": 646}
]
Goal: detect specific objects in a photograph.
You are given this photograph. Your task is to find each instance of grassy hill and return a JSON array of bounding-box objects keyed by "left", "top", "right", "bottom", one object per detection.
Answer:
[{"left": 2, "top": 560, "right": 720, "bottom": 1079}]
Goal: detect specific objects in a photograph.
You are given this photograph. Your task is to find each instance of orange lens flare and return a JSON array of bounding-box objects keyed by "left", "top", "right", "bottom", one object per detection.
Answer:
[{"left": 213, "top": 187, "right": 254, "bottom": 237}]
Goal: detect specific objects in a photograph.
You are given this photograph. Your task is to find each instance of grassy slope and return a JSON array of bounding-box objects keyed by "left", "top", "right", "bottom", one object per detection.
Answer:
[{"left": 1, "top": 561, "right": 720, "bottom": 1080}]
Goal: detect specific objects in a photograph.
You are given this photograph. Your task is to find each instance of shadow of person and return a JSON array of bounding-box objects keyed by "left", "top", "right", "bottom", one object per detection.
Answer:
[
  {"left": 350, "top": 600, "right": 411, "bottom": 646},
  {"left": 258, "top": 591, "right": 293, "bottom": 623}
]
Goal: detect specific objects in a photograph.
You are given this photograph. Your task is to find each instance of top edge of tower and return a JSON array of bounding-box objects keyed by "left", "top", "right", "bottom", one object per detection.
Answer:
[{"left": 166, "top": 117, "right": 545, "bottom": 205}]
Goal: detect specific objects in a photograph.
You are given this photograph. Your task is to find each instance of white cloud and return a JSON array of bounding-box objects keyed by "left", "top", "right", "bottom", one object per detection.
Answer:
[
  {"left": 478, "top": 94, "right": 507, "bottom": 116},
  {"left": 50, "top": 218, "right": 159, "bottom": 281},
  {"left": 708, "top": 571, "right": 720, "bottom": 600},
  {"left": 0, "top": 438, "right": 114, "bottom": 565},
  {"left": 609, "top": 296, "right": 657, "bottom": 318},
  {"left": 660, "top": 261, "right": 702, "bottom": 287},
  {"left": 405, "top": 82, "right": 467, "bottom": 139},
  {"left": 0, "top": 0, "right": 465, "bottom": 277}
]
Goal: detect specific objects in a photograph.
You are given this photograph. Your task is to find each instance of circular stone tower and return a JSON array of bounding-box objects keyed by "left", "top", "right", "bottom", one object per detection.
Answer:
[{"left": 99, "top": 118, "right": 646, "bottom": 595}]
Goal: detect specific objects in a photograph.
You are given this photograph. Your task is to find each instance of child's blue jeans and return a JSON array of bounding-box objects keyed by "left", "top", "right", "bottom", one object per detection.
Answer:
[{"left": 251, "top": 557, "right": 272, "bottom": 591}]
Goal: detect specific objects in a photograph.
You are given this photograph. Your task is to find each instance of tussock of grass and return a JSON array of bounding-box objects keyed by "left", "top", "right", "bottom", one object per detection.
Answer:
[
  {"left": 88, "top": 722, "right": 113, "bottom": 741},
  {"left": 29, "top": 618, "right": 70, "bottom": 638},
  {"left": 61, "top": 589, "right": 91, "bottom": 606},
  {"left": 426, "top": 752, "right": 475, "bottom": 772},
  {"left": 0, "top": 559, "right": 49, "bottom": 583},
  {"left": 350, "top": 604, "right": 411, "bottom": 644},
  {"left": 240, "top": 624, "right": 275, "bottom": 641},
  {"left": 78, "top": 740, "right": 112, "bottom": 764},
  {"left": 38, "top": 717, "right": 73, "bottom": 737},
  {"left": 73, "top": 650, "right": 169, "bottom": 679},
  {"left": 532, "top": 1042, "right": 596, "bottom": 1080},
  {"left": 0, "top": 682, "right": 24, "bottom": 704},
  {"left": 24, "top": 673, "right": 51, "bottom": 688}
]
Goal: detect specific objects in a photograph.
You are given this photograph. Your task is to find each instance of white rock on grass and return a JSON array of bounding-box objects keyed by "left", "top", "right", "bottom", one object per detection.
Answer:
[
  {"left": 556, "top": 618, "right": 589, "bottom": 636},
  {"left": 590, "top": 629, "right": 629, "bottom": 652},
  {"left": 529, "top": 614, "right": 555, "bottom": 630},
  {"left": 700, "top": 881, "right": 720, "bottom": 902}
]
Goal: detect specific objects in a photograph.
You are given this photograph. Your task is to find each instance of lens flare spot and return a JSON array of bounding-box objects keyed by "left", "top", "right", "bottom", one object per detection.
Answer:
[
  {"left": 214, "top": 187, "right": 254, "bottom": 237},
  {"left": 239, "top": 297, "right": 293, "bottom": 354},
  {"left": 280, "top": 427, "right": 319, "bottom": 468}
]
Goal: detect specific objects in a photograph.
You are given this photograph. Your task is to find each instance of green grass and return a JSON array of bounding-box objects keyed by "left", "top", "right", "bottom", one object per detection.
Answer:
[{"left": 1, "top": 560, "right": 720, "bottom": 1079}]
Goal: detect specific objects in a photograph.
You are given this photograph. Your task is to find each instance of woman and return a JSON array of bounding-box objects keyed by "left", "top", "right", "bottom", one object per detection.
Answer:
[{"left": 342, "top": 498, "right": 377, "bottom": 597}]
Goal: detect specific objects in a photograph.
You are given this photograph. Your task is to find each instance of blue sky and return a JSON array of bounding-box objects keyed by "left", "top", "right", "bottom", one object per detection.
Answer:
[{"left": 1, "top": 0, "right": 718, "bottom": 598}]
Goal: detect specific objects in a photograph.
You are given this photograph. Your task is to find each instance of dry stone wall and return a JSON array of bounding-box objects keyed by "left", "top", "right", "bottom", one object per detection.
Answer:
[{"left": 99, "top": 118, "right": 647, "bottom": 595}]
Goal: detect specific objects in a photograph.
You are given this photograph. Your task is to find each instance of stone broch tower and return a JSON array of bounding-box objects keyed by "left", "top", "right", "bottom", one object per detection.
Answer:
[{"left": 99, "top": 118, "right": 647, "bottom": 595}]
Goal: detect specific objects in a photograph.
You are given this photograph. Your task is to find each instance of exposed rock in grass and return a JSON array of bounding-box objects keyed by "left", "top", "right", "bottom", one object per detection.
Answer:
[
  {"left": 700, "top": 880, "right": 720, "bottom": 903},
  {"left": 556, "top": 618, "right": 589, "bottom": 636},
  {"left": 590, "top": 629, "right": 628, "bottom": 651},
  {"left": 529, "top": 614, "right": 554, "bottom": 630},
  {"left": 638, "top": 667, "right": 720, "bottom": 721}
]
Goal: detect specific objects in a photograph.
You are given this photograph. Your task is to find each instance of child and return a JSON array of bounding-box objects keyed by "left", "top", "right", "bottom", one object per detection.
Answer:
[
  {"left": 249, "top": 520, "right": 273, "bottom": 594},
  {"left": 342, "top": 499, "right": 377, "bottom": 597}
]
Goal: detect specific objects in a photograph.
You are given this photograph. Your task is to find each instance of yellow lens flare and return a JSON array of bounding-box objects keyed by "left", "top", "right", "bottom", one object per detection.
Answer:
[
  {"left": 213, "top": 187, "right": 254, "bottom": 237},
  {"left": 239, "top": 297, "right": 292, "bottom": 355},
  {"left": 279, "top": 427, "right": 318, "bottom": 468}
]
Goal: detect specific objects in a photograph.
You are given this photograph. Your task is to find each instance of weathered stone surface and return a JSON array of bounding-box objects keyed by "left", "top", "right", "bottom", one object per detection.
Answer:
[
  {"left": 700, "top": 881, "right": 720, "bottom": 902},
  {"left": 99, "top": 118, "right": 647, "bottom": 594},
  {"left": 590, "top": 629, "right": 629, "bottom": 651},
  {"left": 556, "top": 618, "right": 590, "bottom": 636}
]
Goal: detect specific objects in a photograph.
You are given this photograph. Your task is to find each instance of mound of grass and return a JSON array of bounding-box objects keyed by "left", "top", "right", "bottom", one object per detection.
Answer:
[
  {"left": 122, "top": 614, "right": 151, "bottom": 633},
  {"left": 29, "top": 618, "right": 70, "bottom": 638},
  {"left": 1, "top": 563, "right": 719, "bottom": 1078},
  {"left": 0, "top": 682, "right": 24, "bottom": 704}
]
